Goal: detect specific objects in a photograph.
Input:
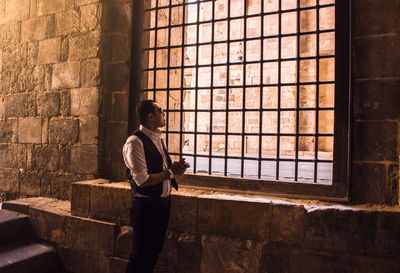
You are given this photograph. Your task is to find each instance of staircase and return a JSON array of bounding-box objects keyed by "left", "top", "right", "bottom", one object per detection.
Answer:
[{"left": 0, "top": 209, "right": 59, "bottom": 273}]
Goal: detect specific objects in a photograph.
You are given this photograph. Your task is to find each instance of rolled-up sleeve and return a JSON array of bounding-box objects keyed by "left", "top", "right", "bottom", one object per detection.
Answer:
[{"left": 122, "top": 136, "right": 149, "bottom": 186}]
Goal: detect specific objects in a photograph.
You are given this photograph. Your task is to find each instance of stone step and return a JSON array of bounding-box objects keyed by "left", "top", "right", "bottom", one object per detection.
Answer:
[
  {"left": 0, "top": 240, "right": 58, "bottom": 273},
  {"left": 0, "top": 209, "right": 31, "bottom": 245}
]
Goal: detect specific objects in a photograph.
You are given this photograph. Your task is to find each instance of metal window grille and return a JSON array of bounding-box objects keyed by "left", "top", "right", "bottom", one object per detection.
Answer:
[{"left": 139, "top": 0, "right": 341, "bottom": 184}]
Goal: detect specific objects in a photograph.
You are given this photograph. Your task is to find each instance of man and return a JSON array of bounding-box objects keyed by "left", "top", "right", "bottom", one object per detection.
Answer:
[{"left": 122, "top": 100, "right": 190, "bottom": 273}]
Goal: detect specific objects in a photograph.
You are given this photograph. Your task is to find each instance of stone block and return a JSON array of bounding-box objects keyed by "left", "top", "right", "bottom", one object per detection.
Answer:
[
  {"left": 0, "top": 167, "right": 19, "bottom": 193},
  {"left": 41, "top": 117, "right": 48, "bottom": 143},
  {"left": 59, "top": 144, "right": 71, "bottom": 172},
  {"left": 0, "top": 22, "right": 20, "bottom": 48},
  {"left": 59, "top": 90, "right": 70, "bottom": 116},
  {"left": 198, "top": 197, "right": 271, "bottom": 241},
  {"left": 376, "top": 211, "right": 400, "bottom": 257},
  {"left": 65, "top": 215, "right": 116, "bottom": 255},
  {"left": 41, "top": 171, "right": 74, "bottom": 200},
  {"left": 387, "top": 164, "right": 399, "bottom": 205},
  {"left": 37, "top": 0, "right": 65, "bottom": 16},
  {"left": 304, "top": 208, "right": 378, "bottom": 255},
  {"left": 0, "top": 1, "right": 5, "bottom": 25},
  {"left": 106, "top": 33, "right": 130, "bottom": 63},
  {"left": 21, "top": 16, "right": 46, "bottom": 42},
  {"left": 351, "top": 163, "right": 387, "bottom": 204},
  {"left": 71, "top": 87, "right": 99, "bottom": 116},
  {"left": 68, "top": 30, "right": 100, "bottom": 61},
  {"left": 353, "top": 120, "right": 398, "bottom": 162},
  {"left": 29, "top": 205, "right": 68, "bottom": 246},
  {"left": 38, "top": 37, "right": 61, "bottom": 65},
  {"left": 71, "top": 145, "right": 98, "bottom": 174},
  {"left": 51, "top": 61, "right": 80, "bottom": 90},
  {"left": 20, "top": 170, "right": 41, "bottom": 196},
  {"left": 353, "top": 34, "right": 400, "bottom": 79},
  {"left": 37, "top": 91, "right": 60, "bottom": 116},
  {"left": 89, "top": 181, "right": 131, "bottom": 225},
  {"left": 75, "top": 0, "right": 100, "bottom": 6},
  {"left": 70, "top": 181, "right": 91, "bottom": 217},
  {"left": 49, "top": 118, "right": 79, "bottom": 144},
  {"left": 112, "top": 92, "right": 129, "bottom": 122},
  {"left": 5, "top": 92, "right": 36, "bottom": 118},
  {"left": 258, "top": 243, "right": 289, "bottom": 273},
  {"left": 54, "top": 9, "right": 79, "bottom": 36},
  {"left": 5, "top": 0, "right": 29, "bottom": 22},
  {"left": 200, "top": 235, "right": 263, "bottom": 273},
  {"left": 270, "top": 204, "right": 306, "bottom": 245},
  {"left": 353, "top": 0, "right": 400, "bottom": 36},
  {"left": 80, "top": 3, "right": 102, "bottom": 32},
  {"left": 79, "top": 116, "right": 98, "bottom": 144},
  {"left": 57, "top": 246, "right": 110, "bottom": 273},
  {"left": 169, "top": 195, "right": 198, "bottom": 233},
  {"left": 0, "top": 118, "right": 17, "bottom": 142},
  {"left": 80, "top": 58, "right": 100, "bottom": 87},
  {"left": 0, "top": 96, "right": 4, "bottom": 119},
  {"left": 353, "top": 79, "right": 400, "bottom": 120},
  {"left": 0, "top": 144, "right": 26, "bottom": 168},
  {"left": 289, "top": 251, "right": 351, "bottom": 273},
  {"left": 104, "top": 62, "right": 130, "bottom": 91},
  {"left": 160, "top": 231, "right": 201, "bottom": 272},
  {"left": 29, "top": 145, "right": 59, "bottom": 171},
  {"left": 103, "top": 2, "right": 132, "bottom": 33},
  {"left": 18, "top": 117, "right": 42, "bottom": 143},
  {"left": 351, "top": 255, "right": 400, "bottom": 273}
]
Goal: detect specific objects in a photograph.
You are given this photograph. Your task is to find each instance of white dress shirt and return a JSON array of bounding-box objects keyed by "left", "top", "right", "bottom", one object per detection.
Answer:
[{"left": 122, "top": 125, "right": 171, "bottom": 197}]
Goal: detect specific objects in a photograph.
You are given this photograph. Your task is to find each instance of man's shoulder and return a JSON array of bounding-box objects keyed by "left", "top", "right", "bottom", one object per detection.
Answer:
[{"left": 125, "top": 134, "right": 141, "bottom": 145}]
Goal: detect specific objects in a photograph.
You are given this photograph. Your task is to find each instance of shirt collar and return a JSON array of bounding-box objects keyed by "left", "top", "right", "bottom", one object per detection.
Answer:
[{"left": 139, "top": 124, "right": 163, "bottom": 140}]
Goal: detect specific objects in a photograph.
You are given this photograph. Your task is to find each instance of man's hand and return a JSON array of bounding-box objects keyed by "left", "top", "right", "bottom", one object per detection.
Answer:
[{"left": 170, "top": 158, "right": 190, "bottom": 175}]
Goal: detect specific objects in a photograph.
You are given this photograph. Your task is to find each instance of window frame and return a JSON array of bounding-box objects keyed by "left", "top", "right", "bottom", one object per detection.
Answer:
[{"left": 128, "top": 0, "right": 351, "bottom": 201}]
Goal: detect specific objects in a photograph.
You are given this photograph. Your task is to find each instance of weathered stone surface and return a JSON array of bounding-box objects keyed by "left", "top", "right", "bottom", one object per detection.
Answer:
[
  {"left": 71, "top": 87, "right": 99, "bottom": 116},
  {"left": 89, "top": 181, "right": 130, "bottom": 224},
  {"left": 351, "top": 163, "right": 387, "bottom": 204},
  {"left": 18, "top": 117, "right": 42, "bottom": 143},
  {"left": 68, "top": 31, "right": 100, "bottom": 61},
  {"left": 54, "top": 9, "right": 80, "bottom": 36},
  {"left": 103, "top": 2, "right": 132, "bottom": 33},
  {"left": 259, "top": 243, "right": 289, "bottom": 273},
  {"left": 59, "top": 144, "right": 71, "bottom": 171},
  {"left": 65, "top": 215, "right": 116, "bottom": 255},
  {"left": 270, "top": 204, "right": 306, "bottom": 245},
  {"left": 104, "top": 62, "right": 130, "bottom": 91},
  {"left": 304, "top": 208, "right": 378, "bottom": 255},
  {"left": 353, "top": 34, "right": 400, "bottom": 79},
  {"left": 80, "top": 58, "right": 100, "bottom": 87},
  {"left": 169, "top": 195, "right": 198, "bottom": 233},
  {"left": 41, "top": 171, "right": 75, "bottom": 200},
  {"left": 353, "top": 79, "right": 400, "bottom": 120},
  {"left": 198, "top": 197, "right": 270, "bottom": 240},
  {"left": 353, "top": 120, "right": 398, "bottom": 162},
  {"left": 28, "top": 145, "right": 59, "bottom": 171},
  {"left": 376, "top": 211, "right": 400, "bottom": 257},
  {"left": 353, "top": 0, "right": 400, "bottom": 36},
  {"left": 20, "top": 170, "right": 41, "bottom": 196},
  {"left": 41, "top": 117, "right": 48, "bottom": 143},
  {"left": 0, "top": 96, "right": 4, "bottom": 119},
  {"left": 37, "top": 91, "right": 60, "bottom": 116},
  {"left": 200, "top": 235, "right": 263, "bottom": 273},
  {"left": 80, "top": 3, "right": 102, "bottom": 32},
  {"left": 21, "top": 16, "right": 46, "bottom": 42},
  {"left": 70, "top": 181, "right": 91, "bottom": 217},
  {"left": 0, "top": 118, "right": 17, "bottom": 142},
  {"left": 58, "top": 247, "right": 110, "bottom": 273},
  {"left": 289, "top": 251, "right": 352, "bottom": 273},
  {"left": 0, "top": 22, "right": 20, "bottom": 48},
  {"left": 49, "top": 118, "right": 79, "bottom": 144},
  {"left": 79, "top": 116, "right": 98, "bottom": 144},
  {"left": 4, "top": 93, "right": 36, "bottom": 117},
  {"left": 0, "top": 144, "right": 26, "bottom": 168},
  {"left": 106, "top": 33, "right": 130, "bottom": 63},
  {"left": 59, "top": 90, "right": 70, "bottom": 116},
  {"left": 51, "top": 61, "right": 80, "bottom": 89},
  {"left": 38, "top": 37, "right": 61, "bottom": 64},
  {"left": 37, "top": 0, "right": 65, "bottom": 16},
  {"left": 111, "top": 92, "right": 129, "bottom": 122},
  {"left": 5, "top": 0, "right": 30, "bottom": 22},
  {"left": 71, "top": 145, "right": 98, "bottom": 174},
  {"left": 0, "top": 167, "right": 19, "bottom": 193},
  {"left": 0, "top": 1, "right": 5, "bottom": 25},
  {"left": 387, "top": 164, "right": 399, "bottom": 205},
  {"left": 160, "top": 231, "right": 201, "bottom": 272},
  {"left": 75, "top": 0, "right": 100, "bottom": 6},
  {"left": 351, "top": 255, "right": 400, "bottom": 273}
]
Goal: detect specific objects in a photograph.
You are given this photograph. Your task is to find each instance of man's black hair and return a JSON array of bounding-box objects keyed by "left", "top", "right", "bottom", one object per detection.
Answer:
[{"left": 137, "top": 100, "right": 156, "bottom": 125}]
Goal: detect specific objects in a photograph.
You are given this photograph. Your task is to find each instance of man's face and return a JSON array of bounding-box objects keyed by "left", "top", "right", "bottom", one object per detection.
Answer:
[{"left": 150, "top": 102, "right": 166, "bottom": 128}]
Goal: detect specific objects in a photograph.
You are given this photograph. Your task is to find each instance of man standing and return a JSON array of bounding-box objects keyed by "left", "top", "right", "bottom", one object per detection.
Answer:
[{"left": 122, "top": 100, "right": 190, "bottom": 273}]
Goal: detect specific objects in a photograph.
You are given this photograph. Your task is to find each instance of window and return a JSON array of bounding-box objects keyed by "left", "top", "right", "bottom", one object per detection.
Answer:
[{"left": 130, "top": 0, "right": 350, "bottom": 200}]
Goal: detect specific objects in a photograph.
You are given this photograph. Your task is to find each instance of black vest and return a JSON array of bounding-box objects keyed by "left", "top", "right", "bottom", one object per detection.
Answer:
[{"left": 127, "top": 130, "right": 172, "bottom": 197}]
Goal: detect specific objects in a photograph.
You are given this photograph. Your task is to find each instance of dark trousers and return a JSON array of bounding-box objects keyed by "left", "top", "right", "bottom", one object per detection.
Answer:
[{"left": 125, "top": 196, "right": 171, "bottom": 273}]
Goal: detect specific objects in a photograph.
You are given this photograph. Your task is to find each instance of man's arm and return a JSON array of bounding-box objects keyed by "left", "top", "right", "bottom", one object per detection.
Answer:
[{"left": 141, "top": 170, "right": 170, "bottom": 187}]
